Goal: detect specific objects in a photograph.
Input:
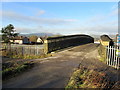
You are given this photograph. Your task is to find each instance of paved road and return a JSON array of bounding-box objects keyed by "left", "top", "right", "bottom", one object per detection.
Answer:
[{"left": 3, "top": 43, "right": 119, "bottom": 88}]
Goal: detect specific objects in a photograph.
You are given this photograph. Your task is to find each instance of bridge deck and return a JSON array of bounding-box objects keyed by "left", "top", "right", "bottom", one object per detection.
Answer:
[{"left": 3, "top": 43, "right": 119, "bottom": 88}]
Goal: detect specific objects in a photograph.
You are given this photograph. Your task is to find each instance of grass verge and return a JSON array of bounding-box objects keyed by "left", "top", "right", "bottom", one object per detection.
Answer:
[
  {"left": 1, "top": 48, "right": 53, "bottom": 59},
  {"left": 10, "top": 53, "right": 52, "bottom": 59},
  {"left": 2, "top": 61, "right": 34, "bottom": 80},
  {"left": 65, "top": 66, "right": 112, "bottom": 88}
]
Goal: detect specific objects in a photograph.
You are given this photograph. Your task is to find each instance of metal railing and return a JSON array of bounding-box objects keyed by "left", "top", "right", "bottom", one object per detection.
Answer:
[{"left": 106, "top": 46, "right": 120, "bottom": 69}]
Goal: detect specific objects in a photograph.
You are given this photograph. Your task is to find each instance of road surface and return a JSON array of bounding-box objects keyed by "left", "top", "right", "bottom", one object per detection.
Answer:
[{"left": 3, "top": 43, "right": 119, "bottom": 88}]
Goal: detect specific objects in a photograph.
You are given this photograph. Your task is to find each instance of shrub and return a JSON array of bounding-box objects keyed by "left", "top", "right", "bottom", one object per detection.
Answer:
[{"left": 66, "top": 66, "right": 110, "bottom": 88}]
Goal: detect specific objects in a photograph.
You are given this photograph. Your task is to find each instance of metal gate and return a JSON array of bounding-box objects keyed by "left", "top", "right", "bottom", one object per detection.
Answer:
[{"left": 106, "top": 46, "right": 120, "bottom": 69}]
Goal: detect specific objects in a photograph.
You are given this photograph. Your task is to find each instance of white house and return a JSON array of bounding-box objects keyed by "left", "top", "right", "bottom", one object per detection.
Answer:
[
  {"left": 10, "top": 36, "right": 29, "bottom": 44},
  {"left": 10, "top": 40, "right": 14, "bottom": 43},
  {"left": 37, "top": 37, "right": 44, "bottom": 44},
  {"left": 14, "top": 39, "right": 23, "bottom": 44}
]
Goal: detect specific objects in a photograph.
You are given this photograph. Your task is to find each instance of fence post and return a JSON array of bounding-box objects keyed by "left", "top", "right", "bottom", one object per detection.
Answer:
[
  {"left": 34, "top": 45, "right": 36, "bottom": 55},
  {"left": 117, "top": 46, "right": 119, "bottom": 69},
  {"left": 44, "top": 40, "right": 48, "bottom": 54},
  {"left": 111, "top": 46, "right": 113, "bottom": 66},
  {"left": 30, "top": 46, "right": 31, "bottom": 55},
  {"left": 22, "top": 47, "right": 24, "bottom": 56},
  {"left": 110, "top": 46, "right": 112, "bottom": 66},
  {"left": 114, "top": 47, "right": 116, "bottom": 68},
  {"left": 106, "top": 46, "right": 109, "bottom": 65},
  {"left": 115, "top": 46, "right": 117, "bottom": 69},
  {"left": 37, "top": 46, "right": 38, "bottom": 55}
]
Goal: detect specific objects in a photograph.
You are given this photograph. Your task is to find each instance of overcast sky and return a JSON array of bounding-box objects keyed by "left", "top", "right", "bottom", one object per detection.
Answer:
[{"left": 1, "top": 2, "right": 118, "bottom": 35}]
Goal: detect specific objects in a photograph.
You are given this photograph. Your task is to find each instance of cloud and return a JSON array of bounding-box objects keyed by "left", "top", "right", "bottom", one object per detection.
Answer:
[
  {"left": 11, "top": 18, "right": 117, "bottom": 35},
  {"left": 64, "top": 19, "right": 78, "bottom": 22},
  {"left": 1, "top": 10, "right": 78, "bottom": 25},
  {"left": 67, "top": 25, "right": 117, "bottom": 35},
  {"left": 1, "top": 3, "right": 118, "bottom": 35},
  {"left": 36, "top": 10, "right": 45, "bottom": 16},
  {"left": 15, "top": 26, "right": 45, "bottom": 34},
  {"left": 111, "top": 4, "right": 118, "bottom": 10},
  {"left": 43, "top": 20, "right": 118, "bottom": 35},
  {"left": 110, "top": 8, "right": 118, "bottom": 16},
  {"left": 110, "top": 3, "right": 119, "bottom": 16},
  {"left": 15, "top": 27, "right": 34, "bottom": 33},
  {"left": 86, "top": 15, "right": 106, "bottom": 24}
]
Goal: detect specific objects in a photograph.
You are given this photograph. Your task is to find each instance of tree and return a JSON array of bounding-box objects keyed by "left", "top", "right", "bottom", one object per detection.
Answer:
[
  {"left": 1, "top": 24, "right": 19, "bottom": 43},
  {"left": 29, "top": 35, "right": 38, "bottom": 44}
]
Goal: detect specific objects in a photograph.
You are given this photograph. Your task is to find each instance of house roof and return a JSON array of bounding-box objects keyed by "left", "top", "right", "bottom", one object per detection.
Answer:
[
  {"left": 100, "top": 35, "right": 112, "bottom": 41},
  {"left": 13, "top": 36, "right": 22, "bottom": 40},
  {"left": 14, "top": 36, "right": 29, "bottom": 40}
]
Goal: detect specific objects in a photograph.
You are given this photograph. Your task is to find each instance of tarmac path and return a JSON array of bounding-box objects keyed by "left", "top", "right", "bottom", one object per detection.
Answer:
[{"left": 3, "top": 43, "right": 119, "bottom": 88}]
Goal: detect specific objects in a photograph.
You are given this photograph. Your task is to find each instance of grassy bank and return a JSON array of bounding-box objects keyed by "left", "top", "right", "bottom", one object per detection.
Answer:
[
  {"left": 2, "top": 61, "right": 34, "bottom": 80},
  {"left": 10, "top": 53, "right": 52, "bottom": 59},
  {"left": 2, "top": 48, "right": 53, "bottom": 80},
  {"left": 1, "top": 49, "right": 52, "bottom": 59},
  {"left": 66, "top": 66, "right": 115, "bottom": 89},
  {"left": 2, "top": 52, "right": 53, "bottom": 80},
  {"left": 98, "top": 44, "right": 106, "bottom": 62}
]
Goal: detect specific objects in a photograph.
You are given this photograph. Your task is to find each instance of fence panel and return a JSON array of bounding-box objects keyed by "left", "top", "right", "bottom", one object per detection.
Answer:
[
  {"left": 2, "top": 44, "right": 44, "bottom": 56},
  {"left": 106, "top": 46, "right": 120, "bottom": 69}
]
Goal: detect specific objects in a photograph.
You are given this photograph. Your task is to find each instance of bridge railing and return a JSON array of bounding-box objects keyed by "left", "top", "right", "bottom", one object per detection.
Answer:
[{"left": 44, "top": 34, "right": 94, "bottom": 54}]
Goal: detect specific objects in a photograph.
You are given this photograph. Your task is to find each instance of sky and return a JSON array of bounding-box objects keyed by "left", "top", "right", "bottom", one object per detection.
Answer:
[{"left": 0, "top": 2, "right": 118, "bottom": 35}]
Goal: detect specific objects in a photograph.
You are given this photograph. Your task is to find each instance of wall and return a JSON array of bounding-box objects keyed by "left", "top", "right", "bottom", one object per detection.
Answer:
[
  {"left": 14, "top": 40, "right": 23, "bottom": 44},
  {"left": 100, "top": 40, "right": 109, "bottom": 46},
  {"left": 44, "top": 34, "right": 94, "bottom": 54}
]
